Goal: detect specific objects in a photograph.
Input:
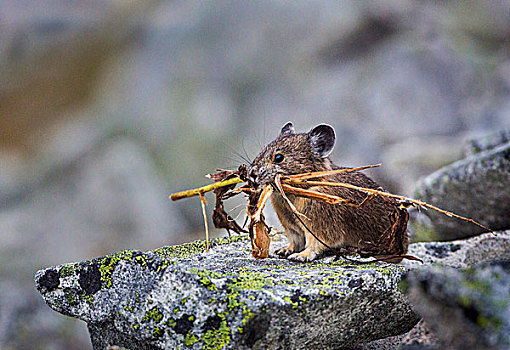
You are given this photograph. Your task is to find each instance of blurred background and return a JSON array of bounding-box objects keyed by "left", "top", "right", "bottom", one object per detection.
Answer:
[{"left": 1, "top": 0, "right": 510, "bottom": 348}]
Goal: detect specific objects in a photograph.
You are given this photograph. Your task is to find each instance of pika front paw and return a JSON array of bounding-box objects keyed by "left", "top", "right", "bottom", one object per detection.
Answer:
[
  {"left": 288, "top": 250, "right": 318, "bottom": 262},
  {"left": 275, "top": 246, "right": 295, "bottom": 258}
]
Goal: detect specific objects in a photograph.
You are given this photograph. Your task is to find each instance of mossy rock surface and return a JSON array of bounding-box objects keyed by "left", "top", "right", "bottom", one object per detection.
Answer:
[
  {"left": 35, "top": 231, "right": 510, "bottom": 349},
  {"left": 406, "top": 260, "right": 510, "bottom": 349},
  {"left": 35, "top": 235, "right": 419, "bottom": 349}
]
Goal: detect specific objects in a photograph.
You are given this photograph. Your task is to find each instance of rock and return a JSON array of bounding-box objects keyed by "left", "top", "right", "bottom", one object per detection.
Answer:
[
  {"left": 403, "top": 231, "right": 510, "bottom": 269},
  {"left": 405, "top": 260, "right": 510, "bottom": 349},
  {"left": 407, "top": 209, "right": 438, "bottom": 243},
  {"left": 414, "top": 140, "right": 510, "bottom": 240},
  {"left": 363, "top": 230, "right": 510, "bottom": 349},
  {"left": 360, "top": 320, "right": 439, "bottom": 350},
  {"left": 35, "top": 230, "right": 510, "bottom": 349},
  {"left": 36, "top": 236, "right": 420, "bottom": 349},
  {"left": 464, "top": 129, "right": 510, "bottom": 156}
]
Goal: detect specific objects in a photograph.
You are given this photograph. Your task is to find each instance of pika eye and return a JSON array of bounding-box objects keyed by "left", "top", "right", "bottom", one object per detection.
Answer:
[{"left": 274, "top": 153, "right": 284, "bottom": 163}]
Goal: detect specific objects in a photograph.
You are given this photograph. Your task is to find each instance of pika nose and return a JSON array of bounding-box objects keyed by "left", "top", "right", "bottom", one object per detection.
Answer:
[{"left": 247, "top": 167, "right": 258, "bottom": 185}]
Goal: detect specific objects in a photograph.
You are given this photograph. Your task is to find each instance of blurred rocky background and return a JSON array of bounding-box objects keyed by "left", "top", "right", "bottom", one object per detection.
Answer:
[{"left": 1, "top": 0, "right": 510, "bottom": 349}]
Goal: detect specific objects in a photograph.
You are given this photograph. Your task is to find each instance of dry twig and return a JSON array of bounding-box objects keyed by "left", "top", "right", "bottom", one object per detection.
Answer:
[{"left": 283, "top": 178, "right": 491, "bottom": 232}]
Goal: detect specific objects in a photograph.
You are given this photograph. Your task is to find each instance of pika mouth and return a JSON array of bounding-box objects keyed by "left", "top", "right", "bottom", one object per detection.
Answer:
[{"left": 247, "top": 166, "right": 275, "bottom": 187}]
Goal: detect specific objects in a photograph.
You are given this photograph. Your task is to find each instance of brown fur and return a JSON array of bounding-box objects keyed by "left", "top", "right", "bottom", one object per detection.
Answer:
[{"left": 248, "top": 127, "right": 409, "bottom": 262}]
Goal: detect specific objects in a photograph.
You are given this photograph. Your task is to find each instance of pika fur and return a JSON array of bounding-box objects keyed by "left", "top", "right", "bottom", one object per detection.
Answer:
[{"left": 247, "top": 122, "right": 409, "bottom": 262}]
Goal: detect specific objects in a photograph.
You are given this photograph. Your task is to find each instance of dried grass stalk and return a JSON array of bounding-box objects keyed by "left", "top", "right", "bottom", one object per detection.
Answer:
[{"left": 284, "top": 178, "right": 490, "bottom": 231}]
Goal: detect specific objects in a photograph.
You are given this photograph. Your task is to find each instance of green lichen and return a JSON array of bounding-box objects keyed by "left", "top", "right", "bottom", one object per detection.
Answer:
[
  {"left": 231, "top": 269, "right": 274, "bottom": 290},
  {"left": 398, "top": 279, "right": 409, "bottom": 294},
  {"left": 241, "top": 306, "right": 253, "bottom": 326},
  {"left": 477, "top": 314, "right": 502, "bottom": 332},
  {"left": 456, "top": 294, "right": 472, "bottom": 308},
  {"left": 133, "top": 323, "right": 140, "bottom": 330},
  {"left": 98, "top": 250, "right": 135, "bottom": 289},
  {"left": 277, "top": 279, "right": 295, "bottom": 285},
  {"left": 227, "top": 291, "right": 242, "bottom": 311},
  {"left": 59, "top": 264, "right": 76, "bottom": 278},
  {"left": 153, "top": 327, "right": 164, "bottom": 338},
  {"left": 283, "top": 296, "right": 297, "bottom": 308},
  {"left": 214, "top": 235, "right": 249, "bottom": 245},
  {"left": 202, "top": 312, "right": 231, "bottom": 350},
  {"left": 153, "top": 235, "right": 249, "bottom": 262},
  {"left": 185, "top": 333, "right": 199, "bottom": 346},
  {"left": 142, "top": 306, "right": 164, "bottom": 323},
  {"left": 123, "top": 302, "right": 135, "bottom": 313},
  {"left": 82, "top": 293, "right": 95, "bottom": 306},
  {"left": 166, "top": 318, "right": 177, "bottom": 328},
  {"left": 462, "top": 279, "right": 492, "bottom": 296},
  {"left": 64, "top": 288, "right": 78, "bottom": 305},
  {"left": 189, "top": 268, "right": 223, "bottom": 291}
]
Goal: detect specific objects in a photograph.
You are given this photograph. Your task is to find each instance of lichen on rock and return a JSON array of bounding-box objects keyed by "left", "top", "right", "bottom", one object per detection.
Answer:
[
  {"left": 35, "top": 235, "right": 419, "bottom": 349},
  {"left": 35, "top": 230, "right": 510, "bottom": 349}
]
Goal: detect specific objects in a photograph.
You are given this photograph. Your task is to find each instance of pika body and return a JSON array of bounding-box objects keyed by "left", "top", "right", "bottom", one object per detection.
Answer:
[{"left": 247, "top": 122, "right": 409, "bottom": 262}]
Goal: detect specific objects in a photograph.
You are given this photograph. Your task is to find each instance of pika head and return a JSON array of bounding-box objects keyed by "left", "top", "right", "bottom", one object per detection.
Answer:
[{"left": 247, "top": 122, "right": 336, "bottom": 186}]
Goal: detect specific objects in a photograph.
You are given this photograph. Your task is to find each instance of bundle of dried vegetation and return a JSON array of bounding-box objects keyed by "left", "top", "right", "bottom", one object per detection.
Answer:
[{"left": 170, "top": 164, "right": 490, "bottom": 263}]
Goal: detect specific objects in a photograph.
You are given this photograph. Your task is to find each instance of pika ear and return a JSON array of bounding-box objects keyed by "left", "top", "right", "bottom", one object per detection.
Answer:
[
  {"left": 280, "top": 122, "right": 295, "bottom": 135},
  {"left": 308, "top": 124, "right": 336, "bottom": 157}
]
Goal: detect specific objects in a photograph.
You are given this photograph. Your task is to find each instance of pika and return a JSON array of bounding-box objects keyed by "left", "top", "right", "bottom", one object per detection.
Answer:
[{"left": 247, "top": 122, "right": 409, "bottom": 262}]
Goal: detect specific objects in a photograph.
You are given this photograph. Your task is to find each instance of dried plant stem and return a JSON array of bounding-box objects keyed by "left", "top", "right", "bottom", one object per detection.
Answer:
[
  {"left": 170, "top": 177, "right": 244, "bottom": 201},
  {"left": 285, "top": 179, "right": 491, "bottom": 232},
  {"left": 280, "top": 183, "right": 358, "bottom": 206},
  {"left": 287, "top": 164, "right": 381, "bottom": 180},
  {"left": 200, "top": 193, "right": 210, "bottom": 251},
  {"left": 248, "top": 184, "right": 273, "bottom": 259},
  {"left": 274, "top": 174, "right": 310, "bottom": 221},
  {"left": 251, "top": 185, "right": 273, "bottom": 220}
]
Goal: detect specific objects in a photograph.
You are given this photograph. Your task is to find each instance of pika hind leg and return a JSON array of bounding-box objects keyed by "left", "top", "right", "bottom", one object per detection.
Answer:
[
  {"left": 288, "top": 231, "right": 328, "bottom": 262},
  {"left": 275, "top": 228, "right": 305, "bottom": 258}
]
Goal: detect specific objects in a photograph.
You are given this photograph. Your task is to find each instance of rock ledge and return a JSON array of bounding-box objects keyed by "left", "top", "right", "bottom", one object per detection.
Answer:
[{"left": 35, "top": 231, "right": 510, "bottom": 349}]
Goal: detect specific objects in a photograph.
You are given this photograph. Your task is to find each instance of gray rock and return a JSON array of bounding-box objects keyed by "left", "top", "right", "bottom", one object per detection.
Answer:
[
  {"left": 406, "top": 260, "right": 510, "bottom": 349},
  {"left": 403, "top": 231, "right": 510, "bottom": 269},
  {"left": 407, "top": 209, "right": 439, "bottom": 243},
  {"left": 363, "top": 230, "right": 510, "bottom": 349},
  {"left": 35, "top": 236, "right": 420, "bottom": 349},
  {"left": 464, "top": 129, "right": 510, "bottom": 156},
  {"left": 35, "top": 231, "right": 510, "bottom": 349},
  {"left": 414, "top": 140, "right": 510, "bottom": 240},
  {"left": 361, "top": 320, "right": 439, "bottom": 350}
]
